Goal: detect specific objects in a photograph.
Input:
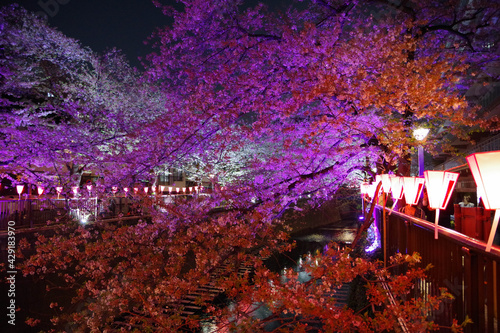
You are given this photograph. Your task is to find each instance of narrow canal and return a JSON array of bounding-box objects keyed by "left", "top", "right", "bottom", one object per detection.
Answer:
[{"left": 201, "top": 217, "right": 364, "bottom": 332}]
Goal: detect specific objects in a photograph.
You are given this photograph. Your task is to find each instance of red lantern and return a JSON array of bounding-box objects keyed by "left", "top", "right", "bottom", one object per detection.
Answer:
[
  {"left": 16, "top": 184, "right": 24, "bottom": 200},
  {"left": 367, "top": 182, "right": 381, "bottom": 199},
  {"left": 56, "top": 186, "right": 63, "bottom": 199},
  {"left": 379, "top": 174, "right": 394, "bottom": 194},
  {"left": 360, "top": 182, "right": 370, "bottom": 195},
  {"left": 390, "top": 176, "right": 404, "bottom": 200},
  {"left": 388, "top": 176, "right": 404, "bottom": 214},
  {"left": 424, "top": 171, "right": 459, "bottom": 239},
  {"left": 403, "top": 177, "right": 425, "bottom": 206},
  {"left": 467, "top": 151, "right": 500, "bottom": 252}
]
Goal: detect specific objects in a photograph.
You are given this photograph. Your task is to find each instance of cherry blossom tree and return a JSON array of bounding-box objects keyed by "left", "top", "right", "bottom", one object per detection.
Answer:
[
  {"left": 0, "top": 5, "right": 168, "bottom": 194},
  {"left": 6, "top": 0, "right": 500, "bottom": 331}
]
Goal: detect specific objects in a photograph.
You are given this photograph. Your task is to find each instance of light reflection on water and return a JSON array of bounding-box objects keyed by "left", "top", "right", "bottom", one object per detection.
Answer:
[{"left": 201, "top": 222, "right": 360, "bottom": 332}]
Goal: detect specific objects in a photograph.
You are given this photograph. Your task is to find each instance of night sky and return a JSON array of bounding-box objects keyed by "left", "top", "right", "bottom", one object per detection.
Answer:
[{"left": 2, "top": 0, "right": 172, "bottom": 69}]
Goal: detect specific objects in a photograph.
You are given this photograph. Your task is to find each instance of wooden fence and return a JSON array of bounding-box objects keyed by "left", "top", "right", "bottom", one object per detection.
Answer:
[
  {"left": 375, "top": 205, "right": 500, "bottom": 333},
  {"left": 0, "top": 195, "right": 191, "bottom": 231}
]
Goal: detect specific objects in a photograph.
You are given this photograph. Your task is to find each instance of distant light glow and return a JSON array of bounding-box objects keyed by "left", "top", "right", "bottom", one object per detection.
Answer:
[
  {"left": 80, "top": 213, "right": 90, "bottom": 224},
  {"left": 365, "top": 223, "right": 381, "bottom": 253}
]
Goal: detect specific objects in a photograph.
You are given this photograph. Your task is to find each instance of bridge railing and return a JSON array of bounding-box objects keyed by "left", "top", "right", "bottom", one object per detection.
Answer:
[
  {"left": 375, "top": 205, "right": 500, "bottom": 333},
  {"left": 0, "top": 194, "right": 196, "bottom": 231}
]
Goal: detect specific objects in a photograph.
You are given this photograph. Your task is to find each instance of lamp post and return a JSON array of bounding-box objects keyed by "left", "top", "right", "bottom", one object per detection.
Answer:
[
  {"left": 413, "top": 128, "right": 430, "bottom": 177},
  {"left": 424, "top": 171, "right": 459, "bottom": 239},
  {"left": 466, "top": 151, "right": 500, "bottom": 252}
]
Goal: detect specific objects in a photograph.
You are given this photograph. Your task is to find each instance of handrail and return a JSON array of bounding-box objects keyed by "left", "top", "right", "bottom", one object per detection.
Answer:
[
  {"left": 0, "top": 214, "right": 151, "bottom": 237},
  {"left": 381, "top": 205, "right": 500, "bottom": 258}
]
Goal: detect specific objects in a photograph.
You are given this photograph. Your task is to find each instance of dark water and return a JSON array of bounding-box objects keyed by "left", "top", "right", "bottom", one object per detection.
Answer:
[
  {"left": 199, "top": 219, "right": 361, "bottom": 333},
  {"left": 265, "top": 219, "right": 359, "bottom": 273}
]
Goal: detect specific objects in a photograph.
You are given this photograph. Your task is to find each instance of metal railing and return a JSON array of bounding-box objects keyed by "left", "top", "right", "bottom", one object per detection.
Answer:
[
  {"left": 0, "top": 194, "right": 197, "bottom": 231},
  {"left": 0, "top": 198, "right": 66, "bottom": 229},
  {"left": 375, "top": 205, "right": 499, "bottom": 333}
]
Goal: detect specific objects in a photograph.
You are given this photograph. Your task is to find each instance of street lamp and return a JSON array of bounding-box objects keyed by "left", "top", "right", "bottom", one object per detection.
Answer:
[
  {"left": 424, "top": 170, "right": 459, "bottom": 239},
  {"left": 466, "top": 151, "right": 500, "bottom": 252},
  {"left": 413, "top": 128, "right": 430, "bottom": 177}
]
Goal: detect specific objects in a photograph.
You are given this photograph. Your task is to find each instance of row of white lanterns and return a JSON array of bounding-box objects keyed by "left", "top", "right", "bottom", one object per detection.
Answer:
[
  {"left": 361, "top": 151, "right": 500, "bottom": 252},
  {"left": 15, "top": 184, "right": 203, "bottom": 199}
]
